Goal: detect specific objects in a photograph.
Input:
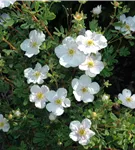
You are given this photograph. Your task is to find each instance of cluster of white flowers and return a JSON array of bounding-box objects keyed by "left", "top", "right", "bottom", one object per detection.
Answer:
[
  {"left": 29, "top": 85, "right": 71, "bottom": 116},
  {"left": 20, "top": 30, "right": 45, "bottom": 58},
  {"left": 69, "top": 118, "right": 95, "bottom": 145},
  {"left": 24, "top": 62, "right": 49, "bottom": 84},
  {"left": 54, "top": 29, "right": 107, "bottom": 145},
  {"left": 0, "top": 0, "right": 16, "bottom": 9},
  {"left": 118, "top": 89, "right": 135, "bottom": 109},
  {"left": 115, "top": 14, "right": 135, "bottom": 36},
  {"left": 0, "top": 114, "right": 10, "bottom": 132},
  {"left": 55, "top": 30, "right": 107, "bottom": 77}
]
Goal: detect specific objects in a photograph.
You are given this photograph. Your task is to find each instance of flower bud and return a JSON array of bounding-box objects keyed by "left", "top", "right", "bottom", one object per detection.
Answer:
[
  {"left": 73, "top": 11, "right": 84, "bottom": 21},
  {"left": 104, "top": 80, "right": 112, "bottom": 88},
  {"left": 92, "top": 5, "right": 102, "bottom": 15},
  {"left": 102, "top": 94, "right": 110, "bottom": 100},
  {"left": 78, "top": 0, "right": 87, "bottom": 4},
  {"left": 92, "top": 112, "right": 97, "bottom": 119},
  {"left": 49, "top": 113, "right": 57, "bottom": 121},
  {"left": 8, "top": 114, "right": 13, "bottom": 120},
  {"left": 114, "top": 1, "right": 119, "bottom": 7}
]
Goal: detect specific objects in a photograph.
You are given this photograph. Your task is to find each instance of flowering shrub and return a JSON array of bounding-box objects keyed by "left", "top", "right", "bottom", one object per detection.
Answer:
[{"left": 1, "top": 1, "right": 135, "bottom": 150}]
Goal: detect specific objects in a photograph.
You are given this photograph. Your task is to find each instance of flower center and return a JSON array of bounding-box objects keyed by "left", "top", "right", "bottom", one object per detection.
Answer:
[
  {"left": 87, "top": 39, "right": 94, "bottom": 46},
  {"left": 76, "top": 14, "right": 82, "bottom": 20},
  {"left": 126, "top": 97, "right": 132, "bottom": 102},
  {"left": 0, "top": 122, "right": 4, "bottom": 128},
  {"left": 88, "top": 60, "right": 94, "bottom": 67},
  {"left": 36, "top": 92, "right": 44, "bottom": 100},
  {"left": 31, "top": 42, "right": 38, "bottom": 48},
  {"left": 55, "top": 99, "right": 62, "bottom": 105},
  {"left": 78, "top": 128, "right": 86, "bottom": 136},
  {"left": 68, "top": 49, "right": 75, "bottom": 56},
  {"left": 81, "top": 87, "right": 88, "bottom": 93},
  {"left": 34, "top": 71, "right": 41, "bottom": 78},
  {"left": 125, "top": 24, "right": 130, "bottom": 30}
]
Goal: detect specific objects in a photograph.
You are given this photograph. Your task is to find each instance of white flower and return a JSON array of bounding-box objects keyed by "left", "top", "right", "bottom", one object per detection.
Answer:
[
  {"left": 46, "top": 88, "right": 71, "bottom": 116},
  {"left": 76, "top": 30, "right": 107, "bottom": 55},
  {"left": 20, "top": 30, "right": 45, "bottom": 58},
  {"left": 69, "top": 118, "right": 95, "bottom": 145},
  {"left": 115, "top": 14, "right": 135, "bottom": 35},
  {"left": 55, "top": 36, "right": 86, "bottom": 68},
  {"left": 72, "top": 75, "right": 100, "bottom": 103},
  {"left": 118, "top": 89, "right": 135, "bottom": 109},
  {"left": 92, "top": 5, "right": 102, "bottom": 15},
  {"left": 102, "top": 94, "right": 110, "bottom": 100},
  {"left": 0, "top": 13, "right": 10, "bottom": 25},
  {"left": 49, "top": 113, "right": 57, "bottom": 121},
  {"left": 29, "top": 85, "right": 49, "bottom": 109},
  {"left": 24, "top": 62, "right": 49, "bottom": 84},
  {"left": 79, "top": 52, "right": 104, "bottom": 77},
  {"left": 0, "top": 114, "right": 10, "bottom": 132},
  {"left": 0, "top": 0, "right": 16, "bottom": 9}
]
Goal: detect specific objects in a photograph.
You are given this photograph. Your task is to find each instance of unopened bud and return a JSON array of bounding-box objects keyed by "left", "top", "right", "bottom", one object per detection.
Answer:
[
  {"left": 92, "top": 112, "right": 97, "bottom": 118},
  {"left": 8, "top": 114, "right": 13, "bottom": 120},
  {"left": 73, "top": 11, "right": 84, "bottom": 21},
  {"left": 78, "top": 0, "right": 87, "bottom": 4},
  {"left": 114, "top": 1, "right": 119, "bottom": 7}
]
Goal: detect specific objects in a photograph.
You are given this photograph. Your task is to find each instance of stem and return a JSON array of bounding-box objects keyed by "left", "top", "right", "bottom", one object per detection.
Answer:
[
  {"left": 108, "top": 36, "right": 123, "bottom": 44},
  {"left": 2, "top": 37, "right": 16, "bottom": 50},
  {"left": 78, "top": 3, "right": 82, "bottom": 12},
  {"left": 49, "top": 1, "right": 55, "bottom": 9},
  {"left": 32, "top": 14, "right": 54, "bottom": 40},
  {"left": 104, "top": 8, "right": 117, "bottom": 33}
]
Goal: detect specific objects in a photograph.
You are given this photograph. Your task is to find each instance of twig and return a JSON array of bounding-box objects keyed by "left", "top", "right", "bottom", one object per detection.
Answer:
[{"left": 2, "top": 37, "right": 16, "bottom": 50}]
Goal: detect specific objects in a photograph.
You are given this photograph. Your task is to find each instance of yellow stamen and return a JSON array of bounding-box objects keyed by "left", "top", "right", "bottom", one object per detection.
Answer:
[
  {"left": 126, "top": 97, "right": 132, "bottom": 102},
  {"left": 36, "top": 92, "right": 44, "bottom": 100},
  {"left": 31, "top": 42, "right": 37, "bottom": 48},
  {"left": 34, "top": 71, "right": 41, "bottom": 78},
  {"left": 87, "top": 40, "right": 94, "bottom": 46},
  {"left": 68, "top": 49, "right": 75, "bottom": 56},
  {"left": 55, "top": 99, "right": 62, "bottom": 105},
  {"left": 88, "top": 61, "right": 94, "bottom": 67},
  {"left": 125, "top": 24, "right": 130, "bottom": 30},
  {"left": 78, "top": 128, "right": 86, "bottom": 136},
  {"left": 0, "top": 122, "right": 4, "bottom": 127},
  {"left": 81, "top": 87, "right": 88, "bottom": 93}
]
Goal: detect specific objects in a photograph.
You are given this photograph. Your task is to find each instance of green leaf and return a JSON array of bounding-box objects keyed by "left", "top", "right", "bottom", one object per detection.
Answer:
[
  {"left": 119, "top": 46, "right": 130, "bottom": 56},
  {"left": 89, "top": 19, "right": 98, "bottom": 31}
]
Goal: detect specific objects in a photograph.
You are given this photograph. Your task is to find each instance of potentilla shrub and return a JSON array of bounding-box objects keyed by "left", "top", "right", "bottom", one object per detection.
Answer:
[{"left": 0, "top": 1, "right": 135, "bottom": 150}]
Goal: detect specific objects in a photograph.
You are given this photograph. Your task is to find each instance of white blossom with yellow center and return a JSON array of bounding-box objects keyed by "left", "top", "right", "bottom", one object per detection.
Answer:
[
  {"left": 0, "top": 114, "right": 10, "bottom": 132},
  {"left": 115, "top": 14, "right": 135, "bottom": 36},
  {"left": 76, "top": 30, "right": 107, "bottom": 54},
  {"left": 29, "top": 85, "right": 49, "bottom": 109},
  {"left": 118, "top": 89, "right": 135, "bottom": 109},
  {"left": 0, "top": 0, "right": 16, "bottom": 9},
  {"left": 72, "top": 74, "right": 100, "bottom": 103},
  {"left": 69, "top": 118, "right": 95, "bottom": 145},
  {"left": 46, "top": 88, "right": 71, "bottom": 116},
  {"left": 79, "top": 52, "right": 104, "bottom": 77},
  {"left": 55, "top": 36, "right": 86, "bottom": 68},
  {"left": 20, "top": 30, "right": 45, "bottom": 58},
  {"left": 24, "top": 62, "right": 49, "bottom": 84}
]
